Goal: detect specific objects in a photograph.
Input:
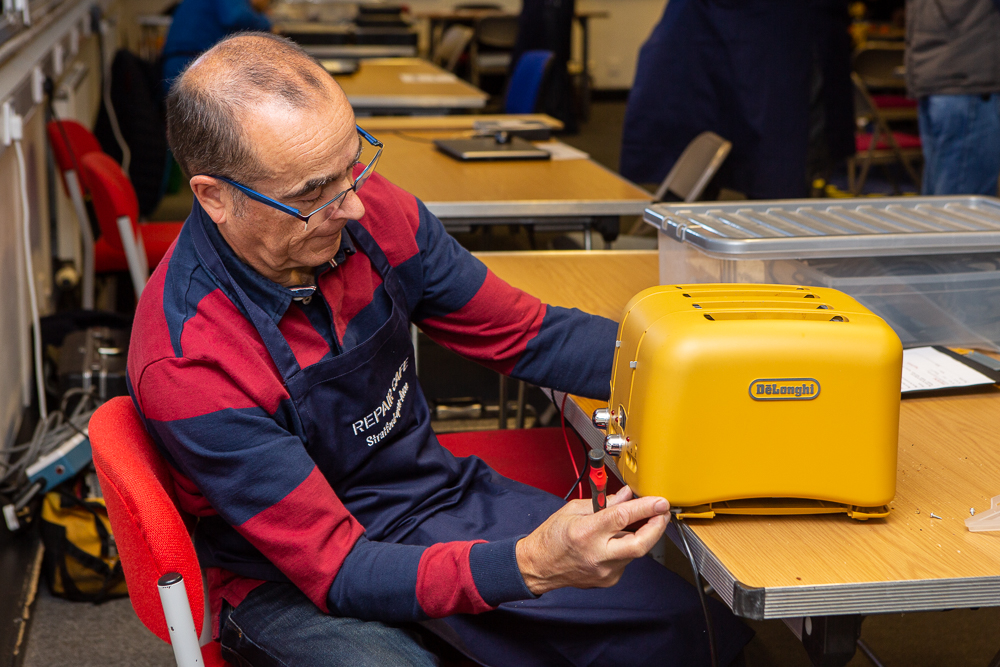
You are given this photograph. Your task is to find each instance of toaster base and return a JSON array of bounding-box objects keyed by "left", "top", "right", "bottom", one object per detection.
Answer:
[{"left": 674, "top": 499, "right": 891, "bottom": 521}]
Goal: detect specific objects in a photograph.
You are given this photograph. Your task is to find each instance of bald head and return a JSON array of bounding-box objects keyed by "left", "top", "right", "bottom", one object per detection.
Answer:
[{"left": 166, "top": 33, "right": 347, "bottom": 184}]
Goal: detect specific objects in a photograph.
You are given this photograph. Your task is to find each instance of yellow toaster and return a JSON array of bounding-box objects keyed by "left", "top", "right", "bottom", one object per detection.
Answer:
[{"left": 592, "top": 284, "right": 902, "bottom": 520}]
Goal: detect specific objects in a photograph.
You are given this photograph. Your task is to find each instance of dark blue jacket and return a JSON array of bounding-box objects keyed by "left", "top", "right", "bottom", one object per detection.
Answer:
[{"left": 162, "top": 0, "right": 271, "bottom": 90}]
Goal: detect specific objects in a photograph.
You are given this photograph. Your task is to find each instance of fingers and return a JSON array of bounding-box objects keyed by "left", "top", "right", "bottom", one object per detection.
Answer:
[
  {"left": 605, "top": 485, "right": 633, "bottom": 507},
  {"left": 599, "top": 495, "right": 669, "bottom": 534},
  {"left": 604, "top": 513, "right": 669, "bottom": 560}
]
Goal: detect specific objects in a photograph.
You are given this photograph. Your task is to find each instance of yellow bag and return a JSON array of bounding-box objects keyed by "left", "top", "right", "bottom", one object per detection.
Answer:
[{"left": 39, "top": 491, "right": 127, "bottom": 602}]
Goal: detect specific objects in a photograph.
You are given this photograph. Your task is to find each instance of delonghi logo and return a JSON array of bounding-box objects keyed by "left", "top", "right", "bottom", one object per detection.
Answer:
[{"left": 749, "top": 378, "right": 820, "bottom": 401}]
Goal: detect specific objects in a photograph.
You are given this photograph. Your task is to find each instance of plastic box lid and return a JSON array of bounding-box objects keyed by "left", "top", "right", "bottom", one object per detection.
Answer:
[{"left": 645, "top": 196, "right": 1000, "bottom": 260}]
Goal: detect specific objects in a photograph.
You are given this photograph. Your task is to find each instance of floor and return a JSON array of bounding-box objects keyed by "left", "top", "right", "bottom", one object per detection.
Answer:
[{"left": 18, "top": 98, "right": 1000, "bottom": 667}]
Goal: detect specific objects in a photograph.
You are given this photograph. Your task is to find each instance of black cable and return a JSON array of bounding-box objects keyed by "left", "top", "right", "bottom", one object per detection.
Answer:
[
  {"left": 563, "top": 456, "right": 589, "bottom": 502},
  {"left": 677, "top": 519, "right": 718, "bottom": 667},
  {"left": 550, "top": 389, "right": 592, "bottom": 502}
]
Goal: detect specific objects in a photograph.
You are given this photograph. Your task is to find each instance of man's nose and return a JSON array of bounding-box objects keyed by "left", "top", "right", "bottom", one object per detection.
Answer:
[{"left": 339, "top": 187, "right": 366, "bottom": 220}]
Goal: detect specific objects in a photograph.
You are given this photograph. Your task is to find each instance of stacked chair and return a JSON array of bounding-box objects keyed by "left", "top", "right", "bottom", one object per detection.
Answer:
[
  {"left": 48, "top": 120, "right": 183, "bottom": 302},
  {"left": 848, "top": 43, "right": 922, "bottom": 194}
]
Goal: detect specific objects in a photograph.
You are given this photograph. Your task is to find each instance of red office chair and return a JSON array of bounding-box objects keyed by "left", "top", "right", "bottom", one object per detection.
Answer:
[
  {"left": 48, "top": 120, "right": 184, "bottom": 302},
  {"left": 440, "top": 426, "right": 621, "bottom": 500},
  {"left": 89, "top": 397, "right": 227, "bottom": 667},
  {"left": 89, "top": 401, "right": 604, "bottom": 666},
  {"left": 79, "top": 152, "right": 183, "bottom": 299}
]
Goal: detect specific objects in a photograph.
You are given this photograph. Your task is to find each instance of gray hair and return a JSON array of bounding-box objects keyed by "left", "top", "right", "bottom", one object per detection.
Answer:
[{"left": 165, "top": 32, "right": 331, "bottom": 208}]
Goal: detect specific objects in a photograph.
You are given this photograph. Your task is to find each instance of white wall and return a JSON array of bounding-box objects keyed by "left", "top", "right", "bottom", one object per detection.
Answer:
[
  {"left": 0, "top": 0, "right": 110, "bottom": 449},
  {"left": 575, "top": 0, "right": 665, "bottom": 89}
]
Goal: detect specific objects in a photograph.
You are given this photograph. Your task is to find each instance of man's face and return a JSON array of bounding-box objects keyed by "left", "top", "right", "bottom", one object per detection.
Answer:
[{"left": 217, "top": 87, "right": 367, "bottom": 283}]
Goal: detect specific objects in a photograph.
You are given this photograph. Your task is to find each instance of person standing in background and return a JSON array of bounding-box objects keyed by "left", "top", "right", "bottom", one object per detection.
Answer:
[
  {"left": 160, "top": 0, "right": 273, "bottom": 93},
  {"left": 620, "top": 0, "right": 855, "bottom": 200},
  {"left": 906, "top": 0, "right": 1000, "bottom": 195}
]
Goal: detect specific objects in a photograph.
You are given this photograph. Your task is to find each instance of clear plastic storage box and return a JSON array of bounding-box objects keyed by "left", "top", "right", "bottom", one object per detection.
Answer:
[{"left": 645, "top": 196, "right": 1000, "bottom": 350}]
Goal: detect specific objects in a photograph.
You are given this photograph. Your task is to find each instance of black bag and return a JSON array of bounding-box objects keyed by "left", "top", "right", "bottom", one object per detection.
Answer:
[
  {"left": 39, "top": 490, "right": 128, "bottom": 603},
  {"left": 94, "top": 49, "right": 168, "bottom": 215}
]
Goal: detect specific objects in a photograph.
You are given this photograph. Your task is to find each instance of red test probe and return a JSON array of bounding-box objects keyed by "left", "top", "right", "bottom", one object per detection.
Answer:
[{"left": 588, "top": 449, "right": 607, "bottom": 512}]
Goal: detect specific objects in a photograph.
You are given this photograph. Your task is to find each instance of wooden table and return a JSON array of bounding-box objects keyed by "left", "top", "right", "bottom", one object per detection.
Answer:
[
  {"left": 477, "top": 249, "right": 1000, "bottom": 667},
  {"left": 333, "top": 58, "right": 488, "bottom": 115},
  {"left": 372, "top": 122, "right": 652, "bottom": 246}
]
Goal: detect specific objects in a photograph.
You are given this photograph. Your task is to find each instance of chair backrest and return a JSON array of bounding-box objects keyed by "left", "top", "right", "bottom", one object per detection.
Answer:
[
  {"left": 504, "top": 50, "right": 554, "bottom": 114},
  {"left": 88, "top": 396, "right": 206, "bottom": 645},
  {"left": 79, "top": 152, "right": 141, "bottom": 254},
  {"left": 654, "top": 131, "right": 732, "bottom": 202},
  {"left": 476, "top": 14, "right": 518, "bottom": 49},
  {"left": 851, "top": 71, "right": 878, "bottom": 118},
  {"left": 852, "top": 43, "right": 906, "bottom": 90},
  {"left": 46, "top": 119, "right": 104, "bottom": 194},
  {"left": 80, "top": 151, "right": 150, "bottom": 297},
  {"left": 435, "top": 24, "right": 475, "bottom": 71}
]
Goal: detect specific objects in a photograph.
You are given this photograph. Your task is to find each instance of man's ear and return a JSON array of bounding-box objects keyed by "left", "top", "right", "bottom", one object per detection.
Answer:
[{"left": 190, "top": 176, "right": 229, "bottom": 225}]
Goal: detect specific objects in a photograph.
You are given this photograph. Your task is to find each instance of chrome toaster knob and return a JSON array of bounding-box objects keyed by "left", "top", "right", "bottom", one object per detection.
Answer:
[
  {"left": 592, "top": 408, "right": 611, "bottom": 430},
  {"left": 604, "top": 434, "right": 627, "bottom": 455}
]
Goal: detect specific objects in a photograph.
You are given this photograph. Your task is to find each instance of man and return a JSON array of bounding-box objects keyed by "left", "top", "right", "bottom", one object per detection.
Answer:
[
  {"left": 621, "top": 0, "right": 855, "bottom": 200},
  {"left": 129, "top": 33, "right": 752, "bottom": 666},
  {"left": 906, "top": 0, "right": 1000, "bottom": 196}
]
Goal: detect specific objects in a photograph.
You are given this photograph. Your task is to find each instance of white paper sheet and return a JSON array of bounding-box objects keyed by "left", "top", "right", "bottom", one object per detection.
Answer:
[
  {"left": 900, "top": 346, "right": 994, "bottom": 393},
  {"left": 399, "top": 73, "right": 458, "bottom": 84},
  {"left": 534, "top": 141, "right": 590, "bottom": 160}
]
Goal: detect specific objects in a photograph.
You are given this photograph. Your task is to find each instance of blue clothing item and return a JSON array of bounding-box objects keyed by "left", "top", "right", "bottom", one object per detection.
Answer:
[
  {"left": 621, "top": 0, "right": 855, "bottom": 200},
  {"left": 221, "top": 501, "right": 755, "bottom": 667},
  {"left": 919, "top": 93, "right": 1000, "bottom": 196},
  {"left": 161, "top": 0, "right": 271, "bottom": 90},
  {"left": 219, "top": 585, "right": 439, "bottom": 666}
]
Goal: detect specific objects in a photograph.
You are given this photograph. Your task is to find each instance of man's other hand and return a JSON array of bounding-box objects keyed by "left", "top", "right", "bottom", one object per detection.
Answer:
[{"left": 515, "top": 486, "right": 670, "bottom": 595}]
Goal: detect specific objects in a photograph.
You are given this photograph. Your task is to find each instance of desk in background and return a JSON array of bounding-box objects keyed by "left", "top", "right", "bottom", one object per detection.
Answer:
[
  {"left": 372, "top": 117, "right": 651, "bottom": 247},
  {"left": 418, "top": 8, "right": 607, "bottom": 113},
  {"left": 478, "top": 249, "right": 1000, "bottom": 667},
  {"left": 332, "top": 58, "right": 488, "bottom": 115},
  {"left": 276, "top": 20, "right": 418, "bottom": 59}
]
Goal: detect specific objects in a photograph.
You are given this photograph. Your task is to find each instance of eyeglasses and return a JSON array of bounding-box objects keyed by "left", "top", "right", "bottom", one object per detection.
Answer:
[{"left": 206, "top": 126, "right": 383, "bottom": 230}]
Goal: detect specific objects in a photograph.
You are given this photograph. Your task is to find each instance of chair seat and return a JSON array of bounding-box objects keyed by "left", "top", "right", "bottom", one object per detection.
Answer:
[
  {"left": 202, "top": 639, "right": 228, "bottom": 667},
  {"left": 856, "top": 131, "right": 922, "bottom": 151},
  {"left": 438, "top": 427, "right": 621, "bottom": 499},
  {"left": 871, "top": 94, "right": 917, "bottom": 109}
]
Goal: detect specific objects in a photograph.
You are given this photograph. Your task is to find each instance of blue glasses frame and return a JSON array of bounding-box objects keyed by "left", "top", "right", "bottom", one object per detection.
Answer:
[{"left": 206, "top": 126, "right": 383, "bottom": 230}]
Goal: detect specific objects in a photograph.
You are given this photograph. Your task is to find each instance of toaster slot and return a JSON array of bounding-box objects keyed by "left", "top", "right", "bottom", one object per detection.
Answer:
[
  {"left": 690, "top": 300, "right": 834, "bottom": 311},
  {"left": 679, "top": 289, "right": 819, "bottom": 300},
  {"left": 701, "top": 311, "right": 849, "bottom": 322}
]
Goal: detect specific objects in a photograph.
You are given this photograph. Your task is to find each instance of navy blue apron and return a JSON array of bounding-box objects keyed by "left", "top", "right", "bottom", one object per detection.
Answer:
[{"left": 191, "top": 216, "right": 751, "bottom": 666}]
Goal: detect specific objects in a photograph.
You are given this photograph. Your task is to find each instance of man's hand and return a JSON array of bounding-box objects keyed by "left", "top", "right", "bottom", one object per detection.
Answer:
[{"left": 515, "top": 486, "right": 670, "bottom": 595}]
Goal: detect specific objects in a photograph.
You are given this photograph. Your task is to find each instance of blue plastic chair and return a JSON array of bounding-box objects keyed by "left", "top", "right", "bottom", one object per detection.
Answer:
[{"left": 504, "top": 50, "right": 554, "bottom": 114}]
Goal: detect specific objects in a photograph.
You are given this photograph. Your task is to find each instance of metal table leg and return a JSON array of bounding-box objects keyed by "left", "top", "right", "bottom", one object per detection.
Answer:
[
  {"left": 498, "top": 374, "right": 508, "bottom": 429},
  {"left": 515, "top": 380, "right": 526, "bottom": 429}
]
